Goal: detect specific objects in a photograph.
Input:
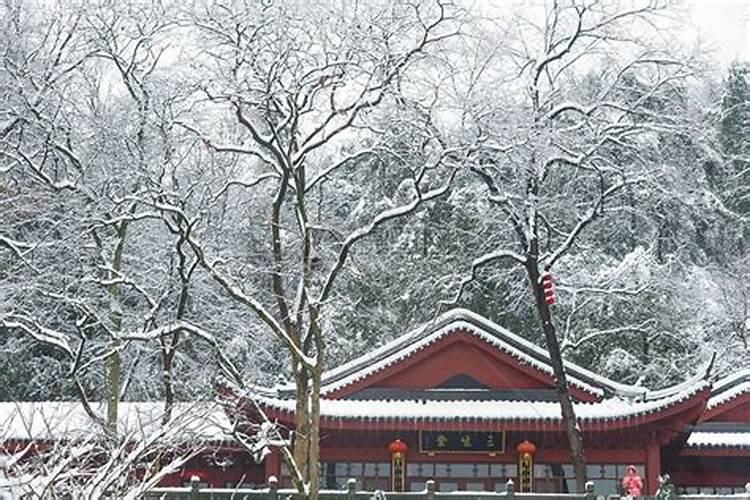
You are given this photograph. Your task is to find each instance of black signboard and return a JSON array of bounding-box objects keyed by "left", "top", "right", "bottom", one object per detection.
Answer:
[{"left": 418, "top": 431, "right": 505, "bottom": 454}]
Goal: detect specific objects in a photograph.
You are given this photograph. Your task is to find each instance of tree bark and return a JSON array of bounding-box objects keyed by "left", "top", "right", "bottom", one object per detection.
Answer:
[
  {"left": 105, "top": 343, "right": 121, "bottom": 434},
  {"left": 308, "top": 359, "right": 322, "bottom": 500},
  {"left": 105, "top": 221, "right": 128, "bottom": 434},
  {"left": 162, "top": 236, "right": 193, "bottom": 425},
  {"left": 293, "top": 367, "right": 310, "bottom": 487},
  {"left": 526, "top": 258, "right": 587, "bottom": 492}
]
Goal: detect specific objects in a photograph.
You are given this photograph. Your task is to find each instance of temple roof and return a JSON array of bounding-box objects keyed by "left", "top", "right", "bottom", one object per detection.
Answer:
[
  {"left": 249, "top": 378, "right": 710, "bottom": 430},
  {"left": 271, "top": 309, "right": 706, "bottom": 402},
  {"left": 0, "top": 402, "right": 233, "bottom": 443},
  {"left": 684, "top": 422, "right": 750, "bottom": 451},
  {"left": 683, "top": 371, "right": 750, "bottom": 452},
  {"left": 707, "top": 369, "right": 750, "bottom": 411},
  {"left": 685, "top": 431, "right": 750, "bottom": 449},
  {"left": 244, "top": 309, "right": 713, "bottom": 429}
]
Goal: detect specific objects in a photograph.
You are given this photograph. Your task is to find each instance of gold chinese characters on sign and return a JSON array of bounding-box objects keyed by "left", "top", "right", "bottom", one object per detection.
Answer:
[{"left": 418, "top": 431, "right": 505, "bottom": 454}]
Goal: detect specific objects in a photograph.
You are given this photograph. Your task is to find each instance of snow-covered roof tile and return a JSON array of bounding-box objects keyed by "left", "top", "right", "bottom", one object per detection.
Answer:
[
  {"left": 0, "top": 402, "right": 234, "bottom": 443},
  {"left": 708, "top": 381, "right": 750, "bottom": 411},
  {"left": 707, "top": 370, "right": 750, "bottom": 410},
  {"left": 322, "top": 321, "right": 602, "bottom": 398},
  {"left": 712, "top": 369, "right": 750, "bottom": 394},
  {"left": 255, "top": 378, "right": 709, "bottom": 423},
  {"left": 685, "top": 431, "right": 750, "bottom": 449}
]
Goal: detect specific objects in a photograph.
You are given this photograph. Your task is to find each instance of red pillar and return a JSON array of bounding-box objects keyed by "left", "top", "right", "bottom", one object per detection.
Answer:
[
  {"left": 646, "top": 442, "right": 661, "bottom": 495},
  {"left": 265, "top": 448, "right": 281, "bottom": 482}
]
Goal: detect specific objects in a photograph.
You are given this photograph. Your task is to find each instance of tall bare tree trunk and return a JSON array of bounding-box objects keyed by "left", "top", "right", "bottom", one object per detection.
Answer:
[
  {"left": 293, "top": 368, "right": 310, "bottom": 486},
  {"left": 308, "top": 363, "right": 323, "bottom": 500},
  {"left": 106, "top": 343, "right": 121, "bottom": 433},
  {"left": 526, "top": 257, "right": 587, "bottom": 492},
  {"left": 161, "top": 236, "right": 193, "bottom": 425},
  {"left": 105, "top": 221, "right": 128, "bottom": 434}
]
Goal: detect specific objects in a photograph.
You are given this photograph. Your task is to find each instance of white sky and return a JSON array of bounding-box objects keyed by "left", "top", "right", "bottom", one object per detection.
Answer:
[
  {"left": 689, "top": 0, "right": 750, "bottom": 64},
  {"left": 483, "top": 1, "right": 750, "bottom": 68}
]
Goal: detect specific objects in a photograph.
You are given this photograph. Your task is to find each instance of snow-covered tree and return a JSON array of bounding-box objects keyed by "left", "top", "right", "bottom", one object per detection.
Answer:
[
  {"left": 2, "top": 1, "right": 460, "bottom": 498},
  {"left": 717, "top": 63, "right": 750, "bottom": 218},
  {"left": 443, "top": 1, "right": 711, "bottom": 490},
  {"left": 146, "top": 2, "right": 459, "bottom": 497}
]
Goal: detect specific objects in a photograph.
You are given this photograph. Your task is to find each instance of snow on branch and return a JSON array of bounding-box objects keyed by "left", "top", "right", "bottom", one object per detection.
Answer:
[
  {"left": 119, "top": 321, "right": 245, "bottom": 388},
  {"left": 533, "top": 4, "right": 585, "bottom": 88},
  {"left": 443, "top": 249, "right": 527, "bottom": 307},
  {"left": 561, "top": 319, "right": 656, "bottom": 352},
  {"left": 3, "top": 403, "right": 213, "bottom": 499},
  {"left": 543, "top": 102, "right": 597, "bottom": 122},
  {"left": 0, "top": 235, "right": 40, "bottom": 272},
  {"left": 152, "top": 201, "right": 317, "bottom": 370},
  {"left": 558, "top": 284, "right": 649, "bottom": 297},
  {"left": 293, "top": 2, "right": 455, "bottom": 164},
  {"left": 543, "top": 177, "right": 646, "bottom": 270},
  {"left": 5, "top": 149, "right": 78, "bottom": 193},
  {"left": 92, "top": 212, "right": 162, "bottom": 227},
  {"left": 212, "top": 173, "right": 280, "bottom": 201},
  {"left": 0, "top": 314, "right": 74, "bottom": 358},
  {"left": 221, "top": 390, "right": 306, "bottom": 494},
  {"left": 304, "top": 149, "right": 378, "bottom": 193},
  {"left": 0, "top": 235, "right": 34, "bottom": 255},
  {"left": 316, "top": 167, "right": 459, "bottom": 307},
  {"left": 176, "top": 120, "right": 279, "bottom": 170}
]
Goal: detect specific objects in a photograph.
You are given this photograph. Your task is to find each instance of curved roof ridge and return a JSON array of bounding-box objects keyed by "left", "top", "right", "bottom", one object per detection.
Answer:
[
  {"left": 706, "top": 369, "right": 750, "bottom": 411},
  {"left": 263, "top": 308, "right": 711, "bottom": 402},
  {"left": 289, "top": 308, "right": 650, "bottom": 398},
  {"left": 711, "top": 368, "right": 750, "bottom": 395},
  {"left": 643, "top": 354, "right": 715, "bottom": 401},
  {"left": 453, "top": 310, "right": 652, "bottom": 399},
  {"left": 312, "top": 308, "right": 609, "bottom": 397}
]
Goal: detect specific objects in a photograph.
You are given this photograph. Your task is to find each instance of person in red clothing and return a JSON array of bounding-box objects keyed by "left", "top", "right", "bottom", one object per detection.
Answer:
[{"left": 621, "top": 465, "right": 644, "bottom": 497}]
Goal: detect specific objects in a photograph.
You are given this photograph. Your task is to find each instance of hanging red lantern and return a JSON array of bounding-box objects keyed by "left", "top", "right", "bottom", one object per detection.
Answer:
[
  {"left": 388, "top": 439, "right": 408, "bottom": 492},
  {"left": 542, "top": 272, "right": 555, "bottom": 305},
  {"left": 516, "top": 440, "right": 536, "bottom": 492},
  {"left": 516, "top": 440, "right": 537, "bottom": 456},
  {"left": 388, "top": 438, "right": 408, "bottom": 456}
]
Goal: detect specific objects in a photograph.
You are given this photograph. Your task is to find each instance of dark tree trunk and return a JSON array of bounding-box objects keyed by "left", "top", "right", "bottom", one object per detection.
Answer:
[{"left": 526, "top": 258, "right": 588, "bottom": 492}]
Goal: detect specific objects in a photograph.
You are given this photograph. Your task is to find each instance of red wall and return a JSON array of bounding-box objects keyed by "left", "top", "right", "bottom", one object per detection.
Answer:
[{"left": 708, "top": 401, "right": 750, "bottom": 422}]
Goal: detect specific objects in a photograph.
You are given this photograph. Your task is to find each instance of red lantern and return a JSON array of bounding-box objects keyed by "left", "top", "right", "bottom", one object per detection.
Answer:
[
  {"left": 516, "top": 441, "right": 536, "bottom": 492},
  {"left": 516, "top": 440, "right": 537, "bottom": 456},
  {"left": 388, "top": 439, "right": 408, "bottom": 492},
  {"left": 542, "top": 272, "right": 555, "bottom": 305},
  {"left": 388, "top": 438, "right": 408, "bottom": 456}
]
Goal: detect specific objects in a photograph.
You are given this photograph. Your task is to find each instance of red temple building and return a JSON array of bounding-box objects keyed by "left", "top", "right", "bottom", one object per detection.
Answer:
[{"left": 2, "top": 309, "right": 749, "bottom": 494}]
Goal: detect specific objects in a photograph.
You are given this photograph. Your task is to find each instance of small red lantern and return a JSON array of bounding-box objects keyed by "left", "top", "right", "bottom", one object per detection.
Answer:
[
  {"left": 516, "top": 440, "right": 536, "bottom": 492},
  {"left": 388, "top": 438, "right": 408, "bottom": 456},
  {"left": 542, "top": 272, "right": 555, "bottom": 305},
  {"left": 516, "top": 440, "right": 537, "bottom": 456},
  {"left": 388, "top": 439, "right": 408, "bottom": 492}
]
